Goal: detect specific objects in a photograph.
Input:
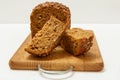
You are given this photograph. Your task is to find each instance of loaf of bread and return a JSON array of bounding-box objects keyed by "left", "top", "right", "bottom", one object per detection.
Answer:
[
  {"left": 30, "top": 2, "right": 71, "bottom": 37},
  {"left": 25, "top": 16, "right": 66, "bottom": 56},
  {"left": 61, "top": 28, "right": 94, "bottom": 56}
]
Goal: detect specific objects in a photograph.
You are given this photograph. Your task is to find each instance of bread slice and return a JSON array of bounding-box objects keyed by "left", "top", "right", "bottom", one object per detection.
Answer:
[
  {"left": 30, "top": 2, "right": 71, "bottom": 37},
  {"left": 25, "top": 16, "right": 66, "bottom": 56},
  {"left": 61, "top": 28, "right": 94, "bottom": 56}
]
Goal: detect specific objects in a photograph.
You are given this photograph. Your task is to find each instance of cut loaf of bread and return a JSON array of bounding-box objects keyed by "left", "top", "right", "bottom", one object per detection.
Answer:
[
  {"left": 61, "top": 28, "right": 94, "bottom": 56},
  {"left": 30, "top": 2, "right": 71, "bottom": 37},
  {"left": 25, "top": 16, "right": 66, "bottom": 56}
]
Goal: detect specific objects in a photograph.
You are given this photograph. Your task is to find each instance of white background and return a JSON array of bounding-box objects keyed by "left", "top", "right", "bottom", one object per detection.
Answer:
[
  {"left": 0, "top": 0, "right": 120, "bottom": 80},
  {"left": 0, "top": 0, "right": 120, "bottom": 24}
]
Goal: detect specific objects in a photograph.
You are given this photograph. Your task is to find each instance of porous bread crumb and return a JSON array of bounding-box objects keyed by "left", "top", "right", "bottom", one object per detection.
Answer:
[
  {"left": 25, "top": 16, "right": 67, "bottom": 56},
  {"left": 61, "top": 28, "right": 94, "bottom": 56}
]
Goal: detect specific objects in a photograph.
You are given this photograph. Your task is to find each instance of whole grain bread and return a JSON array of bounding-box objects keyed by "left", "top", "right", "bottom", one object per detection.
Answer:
[
  {"left": 30, "top": 2, "right": 71, "bottom": 37},
  {"left": 61, "top": 28, "right": 94, "bottom": 56},
  {"left": 25, "top": 16, "right": 66, "bottom": 56}
]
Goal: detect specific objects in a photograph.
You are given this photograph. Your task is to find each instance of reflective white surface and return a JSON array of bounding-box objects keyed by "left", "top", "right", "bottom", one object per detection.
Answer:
[{"left": 0, "top": 24, "right": 120, "bottom": 80}]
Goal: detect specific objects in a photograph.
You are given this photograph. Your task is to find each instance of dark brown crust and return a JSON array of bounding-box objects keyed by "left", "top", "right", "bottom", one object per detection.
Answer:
[{"left": 30, "top": 2, "right": 71, "bottom": 37}]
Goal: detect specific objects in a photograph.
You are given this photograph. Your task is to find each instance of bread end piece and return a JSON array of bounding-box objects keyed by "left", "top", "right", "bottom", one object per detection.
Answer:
[{"left": 61, "top": 28, "right": 94, "bottom": 56}]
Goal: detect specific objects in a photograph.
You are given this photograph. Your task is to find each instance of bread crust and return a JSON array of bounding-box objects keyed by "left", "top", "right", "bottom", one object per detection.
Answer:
[{"left": 30, "top": 2, "right": 71, "bottom": 37}]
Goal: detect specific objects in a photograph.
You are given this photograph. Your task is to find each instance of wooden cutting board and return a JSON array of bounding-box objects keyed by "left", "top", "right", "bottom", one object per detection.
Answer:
[{"left": 9, "top": 31, "right": 104, "bottom": 71}]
